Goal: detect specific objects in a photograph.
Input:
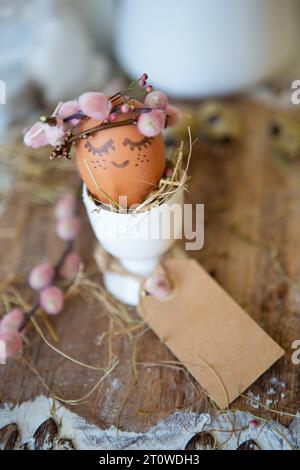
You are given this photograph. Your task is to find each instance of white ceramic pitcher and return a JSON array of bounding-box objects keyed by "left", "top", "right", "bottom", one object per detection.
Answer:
[{"left": 115, "top": 0, "right": 299, "bottom": 98}]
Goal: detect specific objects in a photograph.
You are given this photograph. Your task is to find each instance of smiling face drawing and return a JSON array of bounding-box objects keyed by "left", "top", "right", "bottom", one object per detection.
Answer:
[{"left": 76, "top": 114, "right": 166, "bottom": 207}]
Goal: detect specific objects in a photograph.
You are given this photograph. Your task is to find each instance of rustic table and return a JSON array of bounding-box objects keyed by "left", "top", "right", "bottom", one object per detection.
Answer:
[{"left": 0, "top": 99, "right": 299, "bottom": 450}]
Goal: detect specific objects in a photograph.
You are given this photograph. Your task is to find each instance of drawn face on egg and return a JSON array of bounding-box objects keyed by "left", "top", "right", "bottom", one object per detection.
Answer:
[
  {"left": 84, "top": 134, "right": 154, "bottom": 171},
  {"left": 76, "top": 116, "right": 166, "bottom": 208}
]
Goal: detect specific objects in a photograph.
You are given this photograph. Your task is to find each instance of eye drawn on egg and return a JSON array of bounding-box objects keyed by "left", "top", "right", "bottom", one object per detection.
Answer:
[
  {"left": 122, "top": 136, "right": 153, "bottom": 151},
  {"left": 84, "top": 138, "right": 116, "bottom": 156}
]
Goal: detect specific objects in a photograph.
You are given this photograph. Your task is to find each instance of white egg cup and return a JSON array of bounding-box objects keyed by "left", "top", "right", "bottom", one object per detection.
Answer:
[{"left": 82, "top": 184, "right": 184, "bottom": 306}]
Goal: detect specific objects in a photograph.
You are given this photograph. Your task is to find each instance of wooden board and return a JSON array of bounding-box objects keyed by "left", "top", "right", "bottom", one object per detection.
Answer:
[{"left": 0, "top": 99, "right": 299, "bottom": 444}]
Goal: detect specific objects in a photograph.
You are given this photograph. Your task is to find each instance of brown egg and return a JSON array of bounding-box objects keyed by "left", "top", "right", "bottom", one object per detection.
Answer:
[{"left": 76, "top": 104, "right": 166, "bottom": 208}]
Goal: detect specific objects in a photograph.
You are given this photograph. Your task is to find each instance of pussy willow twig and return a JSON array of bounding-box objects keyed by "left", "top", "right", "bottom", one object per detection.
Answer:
[
  {"left": 69, "top": 118, "right": 137, "bottom": 144},
  {"left": 18, "top": 240, "right": 74, "bottom": 332},
  {"left": 17, "top": 184, "right": 82, "bottom": 333}
]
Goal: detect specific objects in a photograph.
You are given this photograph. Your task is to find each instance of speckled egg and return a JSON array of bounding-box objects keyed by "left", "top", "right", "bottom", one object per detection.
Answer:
[{"left": 76, "top": 102, "right": 166, "bottom": 208}]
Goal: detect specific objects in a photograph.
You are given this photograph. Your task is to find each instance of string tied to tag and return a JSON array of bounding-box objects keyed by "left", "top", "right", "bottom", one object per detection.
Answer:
[{"left": 94, "top": 244, "right": 176, "bottom": 301}]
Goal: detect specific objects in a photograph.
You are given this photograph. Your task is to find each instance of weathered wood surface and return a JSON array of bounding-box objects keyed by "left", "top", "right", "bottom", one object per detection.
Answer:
[{"left": 0, "top": 99, "right": 299, "bottom": 446}]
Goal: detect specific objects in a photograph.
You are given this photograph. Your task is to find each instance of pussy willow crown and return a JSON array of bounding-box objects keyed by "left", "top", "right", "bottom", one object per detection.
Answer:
[{"left": 24, "top": 74, "right": 179, "bottom": 160}]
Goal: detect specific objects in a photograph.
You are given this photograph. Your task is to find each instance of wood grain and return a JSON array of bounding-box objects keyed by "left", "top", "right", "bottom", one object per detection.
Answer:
[
  {"left": 185, "top": 431, "right": 217, "bottom": 450},
  {"left": 33, "top": 418, "right": 58, "bottom": 450},
  {"left": 0, "top": 423, "right": 19, "bottom": 450},
  {"left": 0, "top": 99, "right": 299, "bottom": 441}
]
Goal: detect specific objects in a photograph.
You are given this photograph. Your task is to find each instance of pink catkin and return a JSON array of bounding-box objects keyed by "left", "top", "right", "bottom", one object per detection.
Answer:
[
  {"left": 166, "top": 105, "right": 180, "bottom": 127},
  {"left": 144, "top": 271, "right": 172, "bottom": 301},
  {"left": 23, "top": 122, "right": 50, "bottom": 148},
  {"left": 56, "top": 217, "right": 80, "bottom": 241},
  {"left": 120, "top": 103, "right": 130, "bottom": 114},
  {"left": 59, "top": 252, "right": 81, "bottom": 280},
  {"left": 145, "top": 91, "right": 168, "bottom": 110},
  {"left": 29, "top": 262, "right": 55, "bottom": 290},
  {"left": 58, "top": 100, "right": 80, "bottom": 118},
  {"left": 54, "top": 193, "right": 76, "bottom": 220},
  {"left": 165, "top": 168, "right": 174, "bottom": 178},
  {"left": 45, "top": 124, "right": 65, "bottom": 146},
  {"left": 0, "top": 309, "right": 24, "bottom": 334},
  {"left": 79, "top": 92, "right": 112, "bottom": 122},
  {"left": 58, "top": 100, "right": 81, "bottom": 125},
  {"left": 39, "top": 286, "right": 64, "bottom": 315},
  {"left": 137, "top": 110, "right": 165, "bottom": 138},
  {"left": 108, "top": 112, "right": 118, "bottom": 123},
  {"left": 139, "top": 79, "right": 147, "bottom": 88},
  {"left": 0, "top": 330, "right": 22, "bottom": 358}
]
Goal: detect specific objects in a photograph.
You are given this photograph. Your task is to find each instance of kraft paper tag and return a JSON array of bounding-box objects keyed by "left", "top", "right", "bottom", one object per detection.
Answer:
[{"left": 138, "top": 259, "right": 284, "bottom": 409}]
